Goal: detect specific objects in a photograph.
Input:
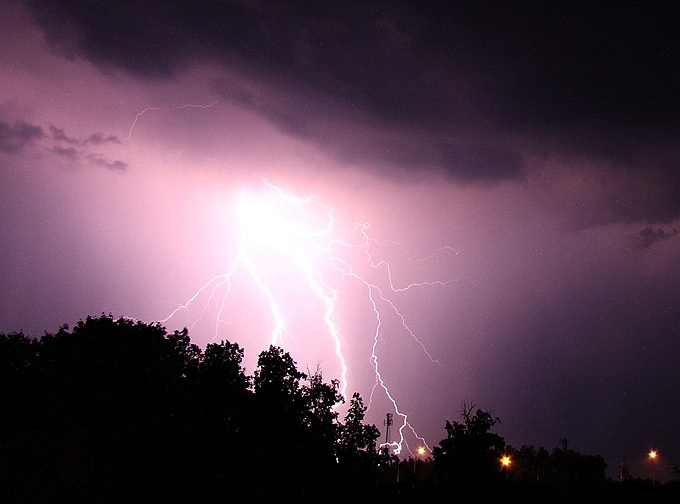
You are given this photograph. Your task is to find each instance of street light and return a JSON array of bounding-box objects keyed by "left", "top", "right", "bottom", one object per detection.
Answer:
[
  {"left": 500, "top": 454, "right": 512, "bottom": 482},
  {"left": 414, "top": 446, "right": 426, "bottom": 477},
  {"left": 649, "top": 450, "right": 658, "bottom": 485}
]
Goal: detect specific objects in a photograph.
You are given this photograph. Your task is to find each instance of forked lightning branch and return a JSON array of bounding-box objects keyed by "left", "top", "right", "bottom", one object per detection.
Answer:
[{"left": 162, "top": 180, "right": 457, "bottom": 456}]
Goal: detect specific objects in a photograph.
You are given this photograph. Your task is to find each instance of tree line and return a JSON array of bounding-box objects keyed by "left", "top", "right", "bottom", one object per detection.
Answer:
[
  {"left": 0, "top": 315, "right": 387, "bottom": 503},
  {"left": 1, "top": 315, "right": 678, "bottom": 503}
]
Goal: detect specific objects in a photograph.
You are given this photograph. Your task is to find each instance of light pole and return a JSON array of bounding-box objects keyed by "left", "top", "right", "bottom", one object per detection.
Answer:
[
  {"left": 649, "top": 450, "right": 658, "bottom": 485},
  {"left": 414, "top": 446, "right": 426, "bottom": 478},
  {"left": 500, "top": 454, "right": 512, "bottom": 481}
]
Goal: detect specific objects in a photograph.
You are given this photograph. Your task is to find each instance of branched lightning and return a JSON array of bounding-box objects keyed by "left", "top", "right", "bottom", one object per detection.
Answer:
[{"left": 162, "top": 180, "right": 458, "bottom": 456}]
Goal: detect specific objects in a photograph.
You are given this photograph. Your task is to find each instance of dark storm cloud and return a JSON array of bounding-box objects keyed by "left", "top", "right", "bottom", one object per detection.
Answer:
[
  {"left": 85, "top": 132, "right": 121, "bottom": 145},
  {"left": 43, "top": 125, "right": 125, "bottom": 168},
  {"left": 49, "top": 145, "right": 80, "bottom": 158},
  {"left": 28, "top": 1, "right": 679, "bottom": 124},
  {"left": 211, "top": 75, "right": 526, "bottom": 182},
  {"left": 86, "top": 154, "right": 127, "bottom": 171},
  {"left": 0, "top": 120, "right": 44, "bottom": 153},
  {"left": 26, "top": 1, "right": 680, "bottom": 214},
  {"left": 634, "top": 226, "right": 679, "bottom": 248},
  {"left": 50, "top": 125, "right": 122, "bottom": 146},
  {"left": 49, "top": 124, "right": 79, "bottom": 144},
  {"left": 48, "top": 145, "right": 127, "bottom": 171}
]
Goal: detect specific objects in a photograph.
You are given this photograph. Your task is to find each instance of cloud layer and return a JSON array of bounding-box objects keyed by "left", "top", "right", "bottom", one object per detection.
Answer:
[{"left": 24, "top": 1, "right": 680, "bottom": 224}]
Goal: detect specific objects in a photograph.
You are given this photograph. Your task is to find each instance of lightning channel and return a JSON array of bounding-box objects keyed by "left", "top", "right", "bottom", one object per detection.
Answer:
[
  {"left": 162, "top": 180, "right": 457, "bottom": 454},
  {"left": 126, "top": 100, "right": 219, "bottom": 142}
]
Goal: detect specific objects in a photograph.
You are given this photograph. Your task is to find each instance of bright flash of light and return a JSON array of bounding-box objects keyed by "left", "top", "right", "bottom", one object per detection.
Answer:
[
  {"left": 162, "top": 179, "right": 459, "bottom": 456},
  {"left": 500, "top": 455, "right": 512, "bottom": 468},
  {"left": 648, "top": 450, "right": 658, "bottom": 460}
]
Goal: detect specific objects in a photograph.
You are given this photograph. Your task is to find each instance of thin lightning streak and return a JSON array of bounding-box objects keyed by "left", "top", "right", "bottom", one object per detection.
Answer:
[
  {"left": 331, "top": 224, "right": 452, "bottom": 369},
  {"left": 367, "top": 284, "right": 431, "bottom": 456},
  {"left": 126, "top": 100, "right": 219, "bottom": 142},
  {"left": 325, "top": 243, "right": 436, "bottom": 454},
  {"left": 162, "top": 180, "right": 457, "bottom": 455}
]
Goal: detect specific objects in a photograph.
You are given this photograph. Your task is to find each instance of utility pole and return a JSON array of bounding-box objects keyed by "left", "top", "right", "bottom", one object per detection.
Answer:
[
  {"left": 383, "top": 413, "right": 397, "bottom": 482},
  {"left": 384, "top": 413, "right": 393, "bottom": 445}
]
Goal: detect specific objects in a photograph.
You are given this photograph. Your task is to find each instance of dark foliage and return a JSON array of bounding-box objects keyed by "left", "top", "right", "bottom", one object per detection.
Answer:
[
  {"left": 0, "top": 315, "right": 380, "bottom": 503},
  {"left": 1, "top": 315, "right": 678, "bottom": 503},
  {"left": 433, "top": 399, "right": 506, "bottom": 490},
  {"left": 499, "top": 444, "right": 609, "bottom": 503},
  {"left": 336, "top": 392, "right": 383, "bottom": 491}
]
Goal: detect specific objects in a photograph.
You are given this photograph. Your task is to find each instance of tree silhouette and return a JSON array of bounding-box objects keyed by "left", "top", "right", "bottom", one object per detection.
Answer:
[
  {"left": 433, "top": 400, "right": 505, "bottom": 491},
  {"left": 5, "top": 315, "right": 669, "bottom": 503},
  {"left": 253, "top": 345, "right": 306, "bottom": 398},
  {"left": 0, "top": 331, "right": 36, "bottom": 429},
  {"left": 191, "top": 339, "right": 252, "bottom": 498},
  {"left": 337, "top": 393, "right": 381, "bottom": 481},
  {"left": 0, "top": 315, "right": 209, "bottom": 501},
  {"left": 250, "top": 345, "right": 341, "bottom": 500}
]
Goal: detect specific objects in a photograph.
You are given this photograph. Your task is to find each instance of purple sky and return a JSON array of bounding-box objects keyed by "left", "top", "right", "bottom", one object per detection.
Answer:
[{"left": 1, "top": 1, "right": 679, "bottom": 479}]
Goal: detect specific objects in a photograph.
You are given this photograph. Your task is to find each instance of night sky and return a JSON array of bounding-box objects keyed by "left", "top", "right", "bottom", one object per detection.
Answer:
[{"left": 1, "top": 0, "right": 679, "bottom": 480}]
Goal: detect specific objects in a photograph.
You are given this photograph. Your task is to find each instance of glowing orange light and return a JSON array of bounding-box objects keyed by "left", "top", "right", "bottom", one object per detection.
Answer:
[
  {"left": 417, "top": 446, "right": 426, "bottom": 456},
  {"left": 649, "top": 450, "right": 658, "bottom": 460},
  {"left": 501, "top": 455, "right": 512, "bottom": 468}
]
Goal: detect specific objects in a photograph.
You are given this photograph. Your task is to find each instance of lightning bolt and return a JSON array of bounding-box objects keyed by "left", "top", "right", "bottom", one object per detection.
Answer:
[
  {"left": 125, "top": 100, "right": 219, "bottom": 142},
  {"left": 161, "top": 179, "right": 458, "bottom": 456}
]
